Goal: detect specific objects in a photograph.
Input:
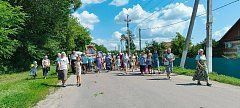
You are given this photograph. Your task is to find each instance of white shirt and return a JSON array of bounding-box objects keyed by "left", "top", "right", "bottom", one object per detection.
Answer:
[
  {"left": 42, "top": 59, "right": 50, "bottom": 68},
  {"left": 59, "top": 57, "right": 69, "bottom": 70},
  {"left": 70, "top": 54, "right": 77, "bottom": 60}
]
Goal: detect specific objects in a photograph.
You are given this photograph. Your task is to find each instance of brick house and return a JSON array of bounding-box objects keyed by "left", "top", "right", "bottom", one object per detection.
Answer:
[{"left": 219, "top": 18, "right": 240, "bottom": 57}]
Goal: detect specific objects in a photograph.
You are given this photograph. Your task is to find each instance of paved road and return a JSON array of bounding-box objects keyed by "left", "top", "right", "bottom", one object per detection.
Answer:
[{"left": 35, "top": 71, "right": 240, "bottom": 108}]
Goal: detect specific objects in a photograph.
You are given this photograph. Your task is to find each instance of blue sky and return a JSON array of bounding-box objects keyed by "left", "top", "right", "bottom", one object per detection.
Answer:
[{"left": 72, "top": 0, "right": 240, "bottom": 50}]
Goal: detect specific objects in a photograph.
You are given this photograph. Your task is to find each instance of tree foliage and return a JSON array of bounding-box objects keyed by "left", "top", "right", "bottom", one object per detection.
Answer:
[
  {"left": 66, "top": 17, "right": 91, "bottom": 52},
  {"left": 0, "top": 0, "right": 92, "bottom": 73},
  {"left": 94, "top": 43, "right": 108, "bottom": 54},
  {"left": 145, "top": 40, "right": 167, "bottom": 56},
  {"left": 0, "top": 1, "right": 25, "bottom": 72},
  {"left": 171, "top": 32, "right": 189, "bottom": 57}
]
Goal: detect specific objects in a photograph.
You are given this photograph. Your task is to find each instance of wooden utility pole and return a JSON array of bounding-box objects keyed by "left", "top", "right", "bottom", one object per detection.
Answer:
[
  {"left": 139, "top": 28, "right": 142, "bottom": 51},
  {"left": 180, "top": 0, "right": 200, "bottom": 68},
  {"left": 206, "top": 0, "right": 213, "bottom": 72},
  {"left": 124, "top": 14, "right": 131, "bottom": 54}
]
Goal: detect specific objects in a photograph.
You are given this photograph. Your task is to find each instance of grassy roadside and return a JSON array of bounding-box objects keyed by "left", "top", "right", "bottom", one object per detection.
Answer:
[
  {"left": 165, "top": 67, "right": 240, "bottom": 86},
  {"left": 0, "top": 66, "right": 60, "bottom": 108}
]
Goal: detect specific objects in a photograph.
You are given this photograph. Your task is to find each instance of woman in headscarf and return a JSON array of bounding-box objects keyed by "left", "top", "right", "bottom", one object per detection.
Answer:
[
  {"left": 96, "top": 51, "right": 103, "bottom": 73},
  {"left": 193, "top": 49, "right": 212, "bottom": 86},
  {"left": 105, "top": 54, "right": 112, "bottom": 72},
  {"left": 42, "top": 55, "right": 50, "bottom": 79},
  {"left": 123, "top": 52, "right": 130, "bottom": 74}
]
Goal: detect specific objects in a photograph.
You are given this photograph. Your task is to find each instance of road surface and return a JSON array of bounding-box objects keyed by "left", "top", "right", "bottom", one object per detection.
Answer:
[{"left": 35, "top": 71, "right": 240, "bottom": 108}]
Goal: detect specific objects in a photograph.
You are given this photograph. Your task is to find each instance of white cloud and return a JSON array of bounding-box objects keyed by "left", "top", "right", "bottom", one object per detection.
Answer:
[
  {"left": 82, "top": 0, "right": 106, "bottom": 4},
  {"left": 120, "top": 27, "right": 127, "bottom": 32},
  {"left": 213, "top": 26, "right": 231, "bottom": 40},
  {"left": 112, "top": 31, "right": 122, "bottom": 39},
  {"left": 114, "top": 4, "right": 159, "bottom": 24},
  {"left": 72, "top": 11, "right": 100, "bottom": 30},
  {"left": 114, "top": 3, "right": 206, "bottom": 45},
  {"left": 109, "top": 0, "right": 129, "bottom": 6}
]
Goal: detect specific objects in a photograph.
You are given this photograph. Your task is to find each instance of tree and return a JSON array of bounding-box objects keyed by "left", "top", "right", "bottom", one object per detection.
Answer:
[
  {"left": 3, "top": 0, "right": 88, "bottom": 72},
  {"left": 124, "top": 30, "right": 136, "bottom": 53},
  {"left": 0, "top": 1, "right": 25, "bottom": 73},
  {"left": 171, "top": 32, "right": 189, "bottom": 57},
  {"left": 66, "top": 17, "right": 91, "bottom": 52},
  {"left": 144, "top": 40, "right": 167, "bottom": 56},
  {"left": 94, "top": 43, "right": 108, "bottom": 54}
]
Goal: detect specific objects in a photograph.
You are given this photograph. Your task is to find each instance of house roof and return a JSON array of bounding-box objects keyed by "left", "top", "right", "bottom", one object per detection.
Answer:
[{"left": 219, "top": 18, "right": 240, "bottom": 42}]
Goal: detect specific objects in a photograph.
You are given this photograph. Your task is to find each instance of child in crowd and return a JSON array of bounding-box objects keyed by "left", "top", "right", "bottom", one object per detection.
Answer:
[
  {"left": 30, "top": 61, "right": 38, "bottom": 79},
  {"left": 75, "top": 56, "right": 82, "bottom": 87}
]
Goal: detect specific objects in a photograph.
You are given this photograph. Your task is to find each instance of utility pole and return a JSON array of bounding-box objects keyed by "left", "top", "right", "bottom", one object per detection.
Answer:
[
  {"left": 124, "top": 14, "right": 131, "bottom": 54},
  {"left": 206, "top": 0, "right": 213, "bottom": 72},
  {"left": 180, "top": 0, "right": 199, "bottom": 68},
  {"left": 139, "top": 28, "right": 142, "bottom": 51}
]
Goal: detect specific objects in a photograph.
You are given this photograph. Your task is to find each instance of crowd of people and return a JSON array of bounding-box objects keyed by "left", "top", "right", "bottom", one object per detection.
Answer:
[{"left": 29, "top": 48, "right": 211, "bottom": 87}]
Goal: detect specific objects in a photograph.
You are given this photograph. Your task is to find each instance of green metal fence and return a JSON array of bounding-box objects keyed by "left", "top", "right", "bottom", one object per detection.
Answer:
[{"left": 174, "top": 58, "right": 240, "bottom": 78}]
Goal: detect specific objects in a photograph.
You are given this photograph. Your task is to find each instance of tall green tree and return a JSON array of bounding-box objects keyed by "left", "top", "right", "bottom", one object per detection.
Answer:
[
  {"left": 0, "top": 1, "right": 25, "bottom": 72},
  {"left": 145, "top": 40, "right": 167, "bottom": 56},
  {"left": 5, "top": 0, "right": 87, "bottom": 72},
  {"left": 94, "top": 43, "right": 108, "bottom": 54},
  {"left": 125, "top": 30, "right": 136, "bottom": 53},
  {"left": 66, "top": 17, "right": 91, "bottom": 52},
  {"left": 171, "top": 32, "right": 189, "bottom": 57}
]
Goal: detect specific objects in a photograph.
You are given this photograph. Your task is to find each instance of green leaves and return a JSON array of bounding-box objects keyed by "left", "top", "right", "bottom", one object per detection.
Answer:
[
  {"left": 0, "top": 0, "right": 25, "bottom": 61},
  {"left": 0, "top": 0, "right": 93, "bottom": 73}
]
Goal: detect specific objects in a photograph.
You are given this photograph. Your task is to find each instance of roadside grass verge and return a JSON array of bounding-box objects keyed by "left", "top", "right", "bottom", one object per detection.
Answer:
[
  {"left": 0, "top": 66, "right": 60, "bottom": 108},
  {"left": 162, "top": 66, "right": 240, "bottom": 86}
]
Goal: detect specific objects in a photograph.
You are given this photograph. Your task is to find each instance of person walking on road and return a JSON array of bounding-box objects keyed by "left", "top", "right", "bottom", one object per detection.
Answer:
[
  {"left": 123, "top": 52, "right": 130, "bottom": 74},
  {"left": 96, "top": 51, "right": 103, "bottom": 73},
  {"left": 42, "top": 55, "right": 50, "bottom": 79},
  {"left": 152, "top": 50, "right": 160, "bottom": 74},
  {"left": 164, "top": 48, "right": 175, "bottom": 79},
  {"left": 105, "top": 54, "right": 112, "bottom": 72},
  {"left": 139, "top": 52, "right": 146, "bottom": 75},
  {"left": 193, "top": 49, "right": 212, "bottom": 86},
  {"left": 116, "top": 55, "right": 121, "bottom": 71},
  {"left": 75, "top": 56, "right": 82, "bottom": 87},
  {"left": 70, "top": 51, "right": 77, "bottom": 74},
  {"left": 146, "top": 53, "right": 153, "bottom": 74},
  {"left": 58, "top": 52, "right": 69, "bottom": 87}
]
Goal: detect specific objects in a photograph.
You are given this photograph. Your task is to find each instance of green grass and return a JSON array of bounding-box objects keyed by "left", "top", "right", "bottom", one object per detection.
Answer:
[
  {"left": 0, "top": 67, "right": 60, "bottom": 108},
  {"left": 163, "top": 66, "right": 240, "bottom": 86}
]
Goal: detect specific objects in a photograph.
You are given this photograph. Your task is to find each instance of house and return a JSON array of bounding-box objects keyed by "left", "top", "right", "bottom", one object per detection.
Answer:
[{"left": 219, "top": 18, "right": 240, "bottom": 57}]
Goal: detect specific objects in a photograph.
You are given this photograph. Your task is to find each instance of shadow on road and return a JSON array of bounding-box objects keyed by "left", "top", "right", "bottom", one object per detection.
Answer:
[
  {"left": 176, "top": 83, "right": 198, "bottom": 86},
  {"left": 147, "top": 78, "right": 169, "bottom": 80},
  {"left": 41, "top": 83, "right": 62, "bottom": 87},
  {"left": 41, "top": 83, "right": 79, "bottom": 87},
  {"left": 115, "top": 72, "right": 143, "bottom": 77}
]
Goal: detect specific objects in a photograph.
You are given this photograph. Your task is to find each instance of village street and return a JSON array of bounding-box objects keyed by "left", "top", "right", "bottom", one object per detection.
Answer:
[{"left": 35, "top": 71, "right": 240, "bottom": 108}]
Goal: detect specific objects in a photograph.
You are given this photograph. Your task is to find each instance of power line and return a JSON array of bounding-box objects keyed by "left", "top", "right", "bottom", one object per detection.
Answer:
[{"left": 141, "top": 0, "right": 240, "bottom": 30}]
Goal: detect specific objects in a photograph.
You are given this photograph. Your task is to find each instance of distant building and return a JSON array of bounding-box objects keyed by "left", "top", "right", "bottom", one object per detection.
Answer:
[{"left": 219, "top": 18, "right": 240, "bottom": 58}]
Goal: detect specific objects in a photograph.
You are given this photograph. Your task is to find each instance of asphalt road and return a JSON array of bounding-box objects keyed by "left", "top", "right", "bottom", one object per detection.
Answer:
[{"left": 35, "top": 71, "right": 240, "bottom": 108}]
